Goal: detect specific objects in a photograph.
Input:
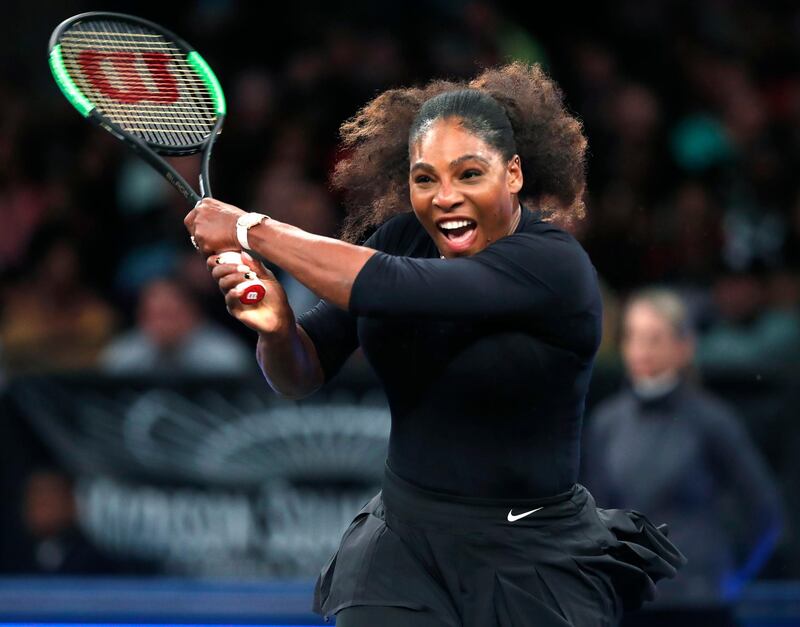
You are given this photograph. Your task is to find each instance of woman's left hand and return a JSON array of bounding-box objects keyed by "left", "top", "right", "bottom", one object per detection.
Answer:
[{"left": 184, "top": 198, "right": 246, "bottom": 254}]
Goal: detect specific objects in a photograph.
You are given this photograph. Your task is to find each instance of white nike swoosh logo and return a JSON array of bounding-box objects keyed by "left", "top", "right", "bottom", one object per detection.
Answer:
[{"left": 507, "top": 506, "right": 544, "bottom": 522}]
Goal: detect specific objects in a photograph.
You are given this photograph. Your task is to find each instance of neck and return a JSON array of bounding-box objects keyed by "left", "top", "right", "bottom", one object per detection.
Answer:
[
  {"left": 507, "top": 203, "right": 522, "bottom": 235},
  {"left": 631, "top": 370, "right": 681, "bottom": 401}
]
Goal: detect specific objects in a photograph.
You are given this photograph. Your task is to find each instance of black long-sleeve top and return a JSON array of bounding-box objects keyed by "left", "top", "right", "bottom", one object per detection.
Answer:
[{"left": 297, "top": 206, "right": 603, "bottom": 498}]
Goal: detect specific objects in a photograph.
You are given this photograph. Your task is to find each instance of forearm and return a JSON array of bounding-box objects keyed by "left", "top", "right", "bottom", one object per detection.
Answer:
[
  {"left": 248, "top": 220, "right": 376, "bottom": 310},
  {"left": 256, "top": 323, "right": 325, "bottom": 399}
]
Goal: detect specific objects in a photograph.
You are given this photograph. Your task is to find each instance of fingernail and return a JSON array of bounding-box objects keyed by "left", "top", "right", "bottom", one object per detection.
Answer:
[
  {"left": 237, "top": 264, "right": 250, "bottom": 273},
  {"left": 217, "top": 252, "right": 241, "bottom": 265},
  {"left": 242, "top": 251, "right": 253, "bottom": 262}
]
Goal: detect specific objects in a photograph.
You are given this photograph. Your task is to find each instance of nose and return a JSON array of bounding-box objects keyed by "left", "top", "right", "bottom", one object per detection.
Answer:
[{"left": 432, "top": 179, "right": 463, "bottom": 210}]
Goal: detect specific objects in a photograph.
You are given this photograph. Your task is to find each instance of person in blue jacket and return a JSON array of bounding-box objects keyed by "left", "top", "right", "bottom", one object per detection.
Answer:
[
  {"left": 186, "top": 61, "right": 686, "bottom": 627},
  {"left": 582, "top": 287, "right": 784, "bottom": 627}
]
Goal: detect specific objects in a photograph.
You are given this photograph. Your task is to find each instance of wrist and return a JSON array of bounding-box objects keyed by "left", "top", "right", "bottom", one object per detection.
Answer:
[
  {"left": 236, "top": 212, "right": 270, "bottom": 250},
  {"left": 256, "top": 315, "right": 296, "bottom": 340}
]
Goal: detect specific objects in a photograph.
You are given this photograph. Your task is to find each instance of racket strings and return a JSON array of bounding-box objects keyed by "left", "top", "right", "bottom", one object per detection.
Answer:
[
  {"left": 56, "top": 63, "right": 218, "bottom": 103},
  {"left": 99, "top": 18, "right": 213, "bottom": 143},
  {"left": 94, "top": 18, "right": 213, "bottom": 146},
  {"left": 59, "top": 18, "right": 218, "bottom": 148}
]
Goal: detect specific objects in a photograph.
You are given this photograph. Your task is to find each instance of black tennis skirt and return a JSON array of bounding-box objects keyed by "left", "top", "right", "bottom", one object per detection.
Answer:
[{"left": 313, "top": 461, "right": 687, "bottom": 626}]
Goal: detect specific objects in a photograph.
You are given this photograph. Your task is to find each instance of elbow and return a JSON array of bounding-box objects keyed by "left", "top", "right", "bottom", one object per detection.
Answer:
[
  {"left": 269, "top": 368, "right": 325, "bottom": 400},
  {"left": 272, "top": 383, "right": 322, "bottom": 401}
]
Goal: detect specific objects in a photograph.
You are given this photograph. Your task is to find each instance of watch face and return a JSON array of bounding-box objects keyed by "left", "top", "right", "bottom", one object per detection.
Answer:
[{"left": 240, "top": 213, "right": 263, "bottom": 228}]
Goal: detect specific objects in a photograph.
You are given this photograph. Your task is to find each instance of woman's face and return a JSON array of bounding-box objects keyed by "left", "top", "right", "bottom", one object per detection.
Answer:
[
  {"left": 621, "top": 301, "right": 694, "bottom": 381},
  {"left": 409, "top": 117, "right": 523, "bottom": 258}
]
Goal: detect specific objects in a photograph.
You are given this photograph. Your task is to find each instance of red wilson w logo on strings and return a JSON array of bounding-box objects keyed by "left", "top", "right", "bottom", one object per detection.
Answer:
[{"left": 78, "top": 50, "right": 180, "bottom": 104}]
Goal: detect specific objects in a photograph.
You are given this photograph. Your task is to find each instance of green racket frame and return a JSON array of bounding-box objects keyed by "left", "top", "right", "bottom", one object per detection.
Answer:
[{"left": 48, "top": 11, "right": 226, "bottom": 202}]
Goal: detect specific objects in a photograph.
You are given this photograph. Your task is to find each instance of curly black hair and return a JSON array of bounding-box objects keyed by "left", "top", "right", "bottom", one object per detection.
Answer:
[{"left": 330, "top": 61, "right": 588, "bottom": 243}]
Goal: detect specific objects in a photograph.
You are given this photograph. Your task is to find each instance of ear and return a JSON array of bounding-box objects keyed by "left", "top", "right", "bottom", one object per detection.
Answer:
[{"left": 506, "top": 155, "right": 523, "bottom": 194}]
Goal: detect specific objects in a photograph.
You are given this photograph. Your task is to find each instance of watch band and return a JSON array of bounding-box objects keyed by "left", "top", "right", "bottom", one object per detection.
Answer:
[{"left": 236, "top": 212, "right": 268, "bottom": 250}]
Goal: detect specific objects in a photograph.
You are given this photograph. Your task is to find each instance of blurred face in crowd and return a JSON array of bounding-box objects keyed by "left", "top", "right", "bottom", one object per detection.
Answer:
[
  {"left": 138, "top": 279, "right": 199, "bottom": 349},
  {"left": 622, "top": 301, "right": 694, "bottom": 382},
  {"left": 409, "top": 117, "right": 523, "bottom": 258}
]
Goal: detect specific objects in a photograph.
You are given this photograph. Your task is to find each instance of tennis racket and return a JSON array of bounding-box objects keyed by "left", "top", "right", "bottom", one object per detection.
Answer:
[{"left": 48, "top": 11, "right": 265, "bottom": 305}]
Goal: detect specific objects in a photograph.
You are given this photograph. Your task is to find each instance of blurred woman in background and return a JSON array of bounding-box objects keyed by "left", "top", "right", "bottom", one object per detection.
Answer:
[{"left": 582, "top": 288, "right": 784, "bottom": 627}]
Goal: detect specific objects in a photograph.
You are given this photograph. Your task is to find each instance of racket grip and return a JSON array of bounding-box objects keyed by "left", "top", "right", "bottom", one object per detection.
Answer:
[{"left": 216, "top": 251, "right": 266, "bottom": 305}]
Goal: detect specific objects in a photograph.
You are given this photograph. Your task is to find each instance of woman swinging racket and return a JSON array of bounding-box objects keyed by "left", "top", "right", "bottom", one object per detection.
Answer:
[{"left": 185, "top": 61, "right": 686, "bottom": 627}]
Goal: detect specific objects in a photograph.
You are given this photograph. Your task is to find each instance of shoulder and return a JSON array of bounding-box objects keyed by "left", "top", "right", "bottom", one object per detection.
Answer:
[
  {"left": 666, "top": 383, "right": 753, "bottom": 451},
  {"left": 678, "top": 383, "right": 733, "bottom": 415},
  {"left": 103, "top": 330, "right": 148, "bottom": 354},
  {"left": 519, "top": 214, "right": 591, "bottom": 259},
  {"left": 681, "top": 385, "right": 743, "bottom": 434},
  {"left": 477, "top": 212, "right": 600, "bottom": 306},
  {"left": 100, "top": 331, "right": 153, "bottom": 370},
  {"left": 192, "top": 323, "right": 250, "bottom": 353},
  {"left": 185, "top": 325, "right": 252, "bottom": 372},
  {"left": 474, "top": 210, "right": 591, "bottom": 268}
]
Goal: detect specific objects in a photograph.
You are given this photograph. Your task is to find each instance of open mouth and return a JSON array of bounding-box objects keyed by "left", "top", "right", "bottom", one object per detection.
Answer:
[{"left": 437, "top": 219, "right": 478, "bottom": 251}]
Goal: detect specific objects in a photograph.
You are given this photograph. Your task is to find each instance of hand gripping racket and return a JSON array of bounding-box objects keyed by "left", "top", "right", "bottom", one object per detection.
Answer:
[{"left": 48, "top": 12, "right": 265, "bottom": 305}]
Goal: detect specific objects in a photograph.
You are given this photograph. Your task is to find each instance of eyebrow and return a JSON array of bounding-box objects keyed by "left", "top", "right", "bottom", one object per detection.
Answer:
[{"left": 410, "top": 154, "right": 491, "bottom": 173}]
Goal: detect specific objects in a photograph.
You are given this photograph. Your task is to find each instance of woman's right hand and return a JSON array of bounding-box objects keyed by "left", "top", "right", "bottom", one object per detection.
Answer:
[{"left": 208, "top": 252, "right": 295, "bottom": 335}]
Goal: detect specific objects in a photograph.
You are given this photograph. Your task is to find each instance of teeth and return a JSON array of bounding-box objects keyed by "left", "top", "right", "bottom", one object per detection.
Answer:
[{"left": 439, "top": 219, "right": 475, "bottom": 230}]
